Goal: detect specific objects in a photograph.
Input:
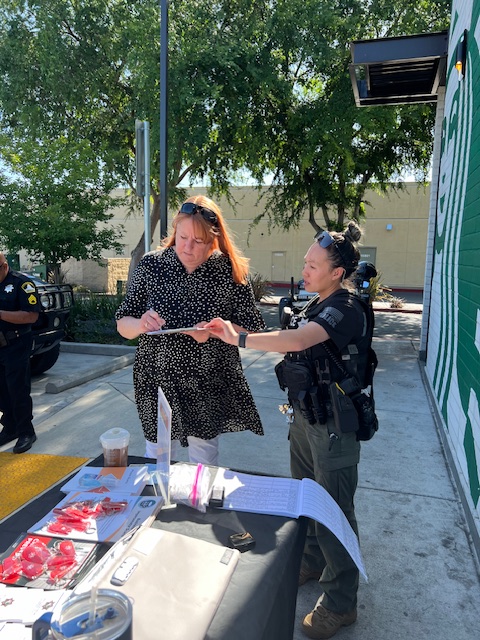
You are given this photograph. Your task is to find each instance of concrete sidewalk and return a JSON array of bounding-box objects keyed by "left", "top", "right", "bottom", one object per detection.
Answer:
[{"left": 3, "top": 315, "right": 480, "bottom": 639}]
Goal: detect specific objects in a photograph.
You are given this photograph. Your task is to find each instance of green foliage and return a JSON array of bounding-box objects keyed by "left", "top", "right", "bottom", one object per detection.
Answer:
[
  {"left": 66, "top": 292, "right": 136, "bottom": 346},
  {"left": 0, "top": 0, "right": 451, "bottom": 266},
  {"left": 250, "top": 1, "right": 450, "bottom": 235},
  {"left": 389, "top": 296, "right": 406, "bottom": 309},
  {"left": 0, "top": 137, "right": 126, "bottom": 278},
  {"left": 247, "top": 272, "right": 274, "bottom": 302},
  {"left": 366, "top": 272, "right": 390, "bottom": 302}
]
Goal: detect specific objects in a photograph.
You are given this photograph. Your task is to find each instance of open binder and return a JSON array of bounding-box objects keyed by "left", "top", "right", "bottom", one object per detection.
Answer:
[{"left": 76, "top": 526, "right": 240, "bottom": 640}]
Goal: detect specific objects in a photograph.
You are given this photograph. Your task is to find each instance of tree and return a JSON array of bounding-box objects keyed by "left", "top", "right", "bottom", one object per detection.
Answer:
[
  {"left": 0, "top": 0, "right": 451, "bottom": 280},
  {"left": 246, "top": 0, "right": 451, "bottom": 234},
  {"left": 0, "top": 137, "right": 125, "bottom": 282},
  {"left": 0, "top": 0, "right": 282, "bottom": 277}
]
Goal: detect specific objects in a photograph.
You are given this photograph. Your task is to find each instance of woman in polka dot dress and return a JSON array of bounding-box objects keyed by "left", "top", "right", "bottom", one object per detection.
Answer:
[{"left": 115, "top": 195, "right": 266, "bottom": 465}]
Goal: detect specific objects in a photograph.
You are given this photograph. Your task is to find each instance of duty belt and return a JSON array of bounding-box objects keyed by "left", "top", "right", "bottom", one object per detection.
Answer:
[{"left": 0, "top": 329, "right": 31, "bottom": 347}]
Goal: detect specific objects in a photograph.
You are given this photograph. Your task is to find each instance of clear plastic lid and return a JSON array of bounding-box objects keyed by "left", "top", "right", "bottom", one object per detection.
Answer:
[
  {"left": 51, "top": 589, "right": 132, "bottom": 640},
  {"left": 99, "top": 428, "right": 130, "bottom": 449}
]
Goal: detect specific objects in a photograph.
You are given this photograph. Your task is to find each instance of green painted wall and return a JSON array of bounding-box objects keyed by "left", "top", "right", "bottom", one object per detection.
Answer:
[{"left": 426, "top": 1, "right": 480, "bottom": 520}]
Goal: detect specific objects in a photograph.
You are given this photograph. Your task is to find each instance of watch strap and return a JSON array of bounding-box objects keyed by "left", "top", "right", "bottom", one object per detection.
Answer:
[{"left": 238, "top": 331, "right": 248, "bottom": 348}]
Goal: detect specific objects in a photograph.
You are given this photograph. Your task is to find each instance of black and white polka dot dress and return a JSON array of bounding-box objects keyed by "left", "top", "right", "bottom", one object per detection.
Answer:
[{"left": 115, "top": 247, "right": 266, "bottom": 446}]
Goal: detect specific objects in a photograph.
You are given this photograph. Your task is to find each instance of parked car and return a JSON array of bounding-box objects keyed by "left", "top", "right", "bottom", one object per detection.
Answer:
[{"left": 23, "top": 274, "right": 74, "bottom": 375}]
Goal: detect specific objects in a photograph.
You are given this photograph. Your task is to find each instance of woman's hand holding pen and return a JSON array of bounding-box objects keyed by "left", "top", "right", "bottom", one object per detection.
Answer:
[
  {"left": 142, "top": 309, "right": 165, "bottom": 333},
  {"left": 204, "top": 318, "right": 238, "bottom": 345}
]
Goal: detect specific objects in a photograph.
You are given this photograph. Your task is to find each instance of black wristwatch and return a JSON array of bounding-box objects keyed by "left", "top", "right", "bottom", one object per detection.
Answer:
[{"left": 238, "top": 332, "right": 248, "bottom": 348}]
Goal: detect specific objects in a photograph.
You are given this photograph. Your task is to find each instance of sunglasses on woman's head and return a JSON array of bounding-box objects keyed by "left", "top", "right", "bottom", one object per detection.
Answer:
[
  {"left": 314, "top": 230, "right": 348, "bottom": 267},
  {"left": 315, "top": 230, "right": 336, "bottom": 248},
  {"left": 179, "top": 202, "right": 218, "bottom": 225}
]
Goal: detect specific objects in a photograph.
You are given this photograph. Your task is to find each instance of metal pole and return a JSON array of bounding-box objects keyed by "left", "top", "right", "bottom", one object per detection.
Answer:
[
  {"left": 143, "top": 121, "right": 151, "bottom": 253},
  {"left": 159, "top": 0, "right": 169, "bottom": 241}
]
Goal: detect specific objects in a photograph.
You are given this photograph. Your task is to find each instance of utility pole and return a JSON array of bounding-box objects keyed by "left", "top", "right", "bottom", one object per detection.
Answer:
[
  {"left": 135, "top": 119, "right": 151, "bottom": 254},
  {"left": 159, "top": 0, "right": 169, "bottom": 240}
]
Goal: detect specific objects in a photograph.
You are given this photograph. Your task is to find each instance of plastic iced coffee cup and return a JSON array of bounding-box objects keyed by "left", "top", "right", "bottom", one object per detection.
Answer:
[{"left": 100, "top": 428, "right": 130, "bottom": 467}]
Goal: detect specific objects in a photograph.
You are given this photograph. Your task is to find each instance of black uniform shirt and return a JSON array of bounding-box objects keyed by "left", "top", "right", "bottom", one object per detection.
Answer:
[
  {"left": 309, "top": 289, "right": 364, "bottom": 351},
  {"left": 0, "top": 270, "right": 41, "bottom": 332},
  {"left": 288, "top": 289, "right": 367, "bottom": 385}
]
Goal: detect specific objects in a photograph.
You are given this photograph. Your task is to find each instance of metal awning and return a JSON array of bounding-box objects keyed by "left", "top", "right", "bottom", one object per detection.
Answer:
[{"left": 349, "top": 31, "right": 448, "bottom": 107}]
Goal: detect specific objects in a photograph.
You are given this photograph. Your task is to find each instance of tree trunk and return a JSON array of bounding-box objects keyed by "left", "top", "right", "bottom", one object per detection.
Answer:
[
  {"left": 321, "top": 205, "right": 330, "bottom": 230},
  {"left": 307, "top": 186, "right": 322, "bottom": 235}
]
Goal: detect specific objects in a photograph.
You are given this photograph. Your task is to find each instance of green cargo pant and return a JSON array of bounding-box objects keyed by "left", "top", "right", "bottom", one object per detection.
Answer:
[{"left": 289, "top": 409, "right": 360, "bottom": 613}]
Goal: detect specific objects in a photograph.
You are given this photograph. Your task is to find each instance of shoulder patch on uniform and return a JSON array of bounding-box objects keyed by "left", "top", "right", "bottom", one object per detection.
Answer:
[
  {"left": 318, "top": 305, "right": 344, "bottom": 329},
  {"left": 22, "top": 281, "right": 36, "bottom": 294},
  {"left": 28, "top": 294, "right": 38, "bottom": 305}
]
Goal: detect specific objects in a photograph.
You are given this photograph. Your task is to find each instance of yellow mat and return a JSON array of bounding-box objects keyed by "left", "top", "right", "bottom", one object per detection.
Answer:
[{"left": 0, "top": 452, "right": 89, "bottom": 521}]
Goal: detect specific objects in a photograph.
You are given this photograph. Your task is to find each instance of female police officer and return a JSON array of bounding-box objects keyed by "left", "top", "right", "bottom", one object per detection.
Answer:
[
  {"left": 206, "top": 222, "right": 368, "bottom": 640},
  {"left": 0, "top": 252, "right": 41, "bottom": 453}
]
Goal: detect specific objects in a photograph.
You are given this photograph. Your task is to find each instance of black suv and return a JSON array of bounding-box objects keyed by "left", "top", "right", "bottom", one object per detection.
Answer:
[{"left": 25, "top": 274, "right": 74, "bottom": 375}]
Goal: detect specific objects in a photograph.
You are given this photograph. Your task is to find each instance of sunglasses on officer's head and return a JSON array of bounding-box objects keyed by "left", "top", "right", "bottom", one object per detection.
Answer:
[
  {"left": 179, "top": 202, "right": 218, "bottom": 225},
  {"left": 314, "top": 230, "right": 348, "bottom": 267}
]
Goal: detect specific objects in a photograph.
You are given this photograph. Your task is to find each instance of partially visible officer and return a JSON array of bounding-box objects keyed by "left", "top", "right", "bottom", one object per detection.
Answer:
[{"left": 0, "top": 252, "right": 41, "bottom": 453}]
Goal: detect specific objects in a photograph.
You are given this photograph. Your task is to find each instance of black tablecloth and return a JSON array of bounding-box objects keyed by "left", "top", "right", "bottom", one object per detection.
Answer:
[{"left": 0, "top": 456, "right": 307, "bottom": 640}]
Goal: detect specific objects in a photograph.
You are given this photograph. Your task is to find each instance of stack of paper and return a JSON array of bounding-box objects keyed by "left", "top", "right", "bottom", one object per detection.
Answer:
[{"left": 60, "top": 466, "right": 150, "bottom": 496}]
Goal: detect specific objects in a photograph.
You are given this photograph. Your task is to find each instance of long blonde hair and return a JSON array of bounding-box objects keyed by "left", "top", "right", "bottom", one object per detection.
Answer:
[{"left": 163, "top": 195, "right": 249, "bottom": 284}]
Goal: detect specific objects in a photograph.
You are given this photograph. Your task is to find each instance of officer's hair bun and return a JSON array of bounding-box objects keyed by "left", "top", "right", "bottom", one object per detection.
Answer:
[{"left": 344, "top": 221, "right": 362, "bottom": 244}]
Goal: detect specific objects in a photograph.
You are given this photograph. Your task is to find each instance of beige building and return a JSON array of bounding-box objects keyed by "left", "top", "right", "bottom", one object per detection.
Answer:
[{"left": 55, "top": 182, "right": 429, "bottom": 293}]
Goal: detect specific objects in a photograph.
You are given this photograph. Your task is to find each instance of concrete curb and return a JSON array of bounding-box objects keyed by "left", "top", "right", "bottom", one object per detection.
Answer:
[
  {"left": 46, "top": 343, "right": 136, "bottom": 394},
  {"left": 60, "top": 343, "right": 136, "bottom": 356},
  {"left": 371, "top": 303, "right": 422, "bottom": 314}
]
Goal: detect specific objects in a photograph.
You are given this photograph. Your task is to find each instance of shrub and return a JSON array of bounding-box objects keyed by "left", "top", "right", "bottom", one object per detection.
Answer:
[
  {"left": 365, "top": 273, "right": 405, "bottom": 308},
  {"left": 366, "top": 272, "right": 392, "bottom": 302},
  {"left": 66, "top": 292, "right": 134, "bottom": 345},
  {"left": 248, "top": 272, "right": 274, "bottom": 302},
  {"left": 389, "top": 296, "right": 405, "bottom": 309}
]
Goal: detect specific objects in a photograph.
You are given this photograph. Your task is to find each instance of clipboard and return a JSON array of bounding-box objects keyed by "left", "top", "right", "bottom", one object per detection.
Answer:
[{"left": 147, "top": 327, "right": 205, "bottom": 335}]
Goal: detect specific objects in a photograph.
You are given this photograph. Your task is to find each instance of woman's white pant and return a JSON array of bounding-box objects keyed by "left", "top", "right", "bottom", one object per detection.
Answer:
[{"left": 145, "top": 435, "right": 219, "bottom": 466}]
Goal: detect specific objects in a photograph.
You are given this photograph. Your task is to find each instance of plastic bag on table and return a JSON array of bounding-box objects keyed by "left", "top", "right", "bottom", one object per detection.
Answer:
[{"left": 169, "top": 463, "right": 212, "bottom": 513}]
